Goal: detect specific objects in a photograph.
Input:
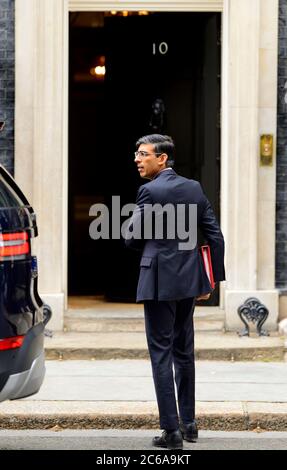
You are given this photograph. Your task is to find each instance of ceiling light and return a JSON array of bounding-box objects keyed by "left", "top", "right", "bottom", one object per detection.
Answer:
[{"left": 90, "top": 66, "right": 106, "bottom": 77}]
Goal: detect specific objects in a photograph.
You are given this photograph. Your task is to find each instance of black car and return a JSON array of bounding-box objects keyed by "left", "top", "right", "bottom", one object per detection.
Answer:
[{"left": 0, "top": 164, "right": 51, "bottom": 401}]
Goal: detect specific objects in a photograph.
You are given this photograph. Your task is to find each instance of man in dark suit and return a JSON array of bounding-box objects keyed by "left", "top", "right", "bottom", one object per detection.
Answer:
[{"left": 125, "top": 134, "right": 225, "bottom": 449}]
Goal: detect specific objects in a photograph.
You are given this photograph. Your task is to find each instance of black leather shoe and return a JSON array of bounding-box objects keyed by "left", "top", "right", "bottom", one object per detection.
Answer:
[
  {"left": 152, "top": 429, "right": 183, "bottom": 449},
  {"left": 180, "top": 421, "right": 198, "bottom": 442}
]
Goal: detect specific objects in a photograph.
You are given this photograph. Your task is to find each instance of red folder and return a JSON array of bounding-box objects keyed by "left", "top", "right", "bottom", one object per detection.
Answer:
[{"left": 200, "top": 245, "right": 215, "bottom": 289}]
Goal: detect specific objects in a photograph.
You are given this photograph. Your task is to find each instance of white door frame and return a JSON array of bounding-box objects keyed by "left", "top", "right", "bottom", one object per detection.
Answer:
[{"left": 14, "top": 0, "right": 279, "bottom": 330}]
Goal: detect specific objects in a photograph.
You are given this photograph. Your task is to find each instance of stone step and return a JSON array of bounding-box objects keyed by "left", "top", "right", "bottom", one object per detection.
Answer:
[
  {"left": 44, "top": 331, "right": 286, "bottom": 361},
  {"left": 64, "top": 317, "right": 224, "bottom": 333},
  {"left": 64, "top": 305, "right": 225, "bottom": 333}
]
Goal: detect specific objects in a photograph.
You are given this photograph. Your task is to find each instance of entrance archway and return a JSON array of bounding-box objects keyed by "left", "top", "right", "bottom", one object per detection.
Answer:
[
  {"left": 14, "top": 0, "right": 279, "bottom": 330},
  {"left": 68, "top": 10, "right": 221, "bottom": 305}
]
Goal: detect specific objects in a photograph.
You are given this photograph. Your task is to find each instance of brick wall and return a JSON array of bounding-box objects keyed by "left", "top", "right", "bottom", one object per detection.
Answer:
[
  {"left": 276, "top": 0, "right": 287, "bottom": 291},
  {"left": 0, "top": 0, "right": 14, "bottom": 175}
]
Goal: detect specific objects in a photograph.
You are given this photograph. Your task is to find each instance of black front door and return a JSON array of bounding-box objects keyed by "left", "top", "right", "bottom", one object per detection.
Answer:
[{"left": 69, "top": 12, "right": 221, "bottom": 304}]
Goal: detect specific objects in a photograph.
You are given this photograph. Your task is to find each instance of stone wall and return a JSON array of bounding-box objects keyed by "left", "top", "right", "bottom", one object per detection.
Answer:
[{"left": 0, "top": 0, "right": 14, "bottom": 175}]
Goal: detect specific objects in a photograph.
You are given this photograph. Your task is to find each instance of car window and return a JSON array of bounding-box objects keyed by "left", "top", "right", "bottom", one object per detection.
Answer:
[
  {"left": 0, "top": 179, "right": 22, "bottom": 207},
  {"left": 0, "top": 166, "right": 30, "bottom": 208}
]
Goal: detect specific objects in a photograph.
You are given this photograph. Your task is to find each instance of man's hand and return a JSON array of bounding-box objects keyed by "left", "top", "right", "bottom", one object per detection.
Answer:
[
  {"left": 196, "top": 283, "right": 217, "bottom": 301},
  {"left": 196, "top": 293, "right": 211, "bottom": 301}
]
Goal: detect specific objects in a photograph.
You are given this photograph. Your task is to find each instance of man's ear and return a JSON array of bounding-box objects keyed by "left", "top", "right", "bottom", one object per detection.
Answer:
[{"left": 159, "top": 153, "right": 168, "bottom": 166}]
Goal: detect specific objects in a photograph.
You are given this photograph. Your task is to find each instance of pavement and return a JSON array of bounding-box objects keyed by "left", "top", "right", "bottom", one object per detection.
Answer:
[
  {"left": 1, "top": 360, "right": 287, "bottom": 431},
  {"left": 1, "top": 301, "right": 287, "bottom": 432}
]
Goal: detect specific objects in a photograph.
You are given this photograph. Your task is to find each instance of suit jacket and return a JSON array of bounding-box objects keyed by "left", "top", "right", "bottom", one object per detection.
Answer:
[{"left": 125, "top": 168, "right": 225, "bottom": 302}]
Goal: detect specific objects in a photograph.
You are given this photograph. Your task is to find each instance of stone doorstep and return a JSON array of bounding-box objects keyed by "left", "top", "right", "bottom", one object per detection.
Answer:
[
  {"left": 63, "top": 318, "right": 224, "bottom": 333},
  {"left": 0, "top": 402, "right": 287, "bottom": 431},
  {"left": 64, "top": 307, "right": 225, "bottom": 334},
  {"left": 44, "top": 347, "right": 286, "bottom": 362},
  {"left": 44, "top": 331, "right": 286, "bottom": 361}
]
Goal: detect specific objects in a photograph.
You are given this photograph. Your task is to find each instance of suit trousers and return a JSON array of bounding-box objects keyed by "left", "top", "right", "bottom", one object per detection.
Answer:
[{"left": 144, "top": 297, "right": 196, "bottom": 430}]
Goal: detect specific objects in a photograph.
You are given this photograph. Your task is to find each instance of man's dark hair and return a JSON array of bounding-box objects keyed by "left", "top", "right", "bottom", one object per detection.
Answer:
[{"left": 136, "top": 134, "right": 175, "bottom": 168}]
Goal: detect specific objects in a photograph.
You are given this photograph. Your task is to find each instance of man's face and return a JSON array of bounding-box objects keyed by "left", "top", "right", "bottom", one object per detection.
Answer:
[{"left": 134, "top": 144, "right": 167, "bottom": 180}]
